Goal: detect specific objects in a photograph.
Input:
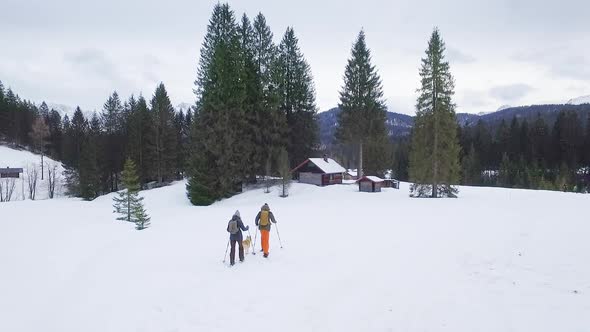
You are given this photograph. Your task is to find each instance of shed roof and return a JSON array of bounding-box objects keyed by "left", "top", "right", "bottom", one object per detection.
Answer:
[
  {"left": 357, "top": 176, "right": 385, "bottom": 183},
  {"left": 292, "top": 158, "right": 346, "bottom": 174},
  {"left": 0, "top": 168, "right": 23, "bottom": 173}
]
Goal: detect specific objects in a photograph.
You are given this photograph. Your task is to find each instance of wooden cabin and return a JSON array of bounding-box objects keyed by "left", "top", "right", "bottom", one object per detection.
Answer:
[
  {"left": 292, "top": 156, "right": 346, "bottom": 186},
  {"left": 357, "top": 176, "right": 385, "bottom": 192}
]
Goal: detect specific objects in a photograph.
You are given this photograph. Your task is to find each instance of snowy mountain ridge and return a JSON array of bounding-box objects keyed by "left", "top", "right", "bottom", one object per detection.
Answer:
[{"left": 566, "top": 95, "right": 590, "bottom": 105}]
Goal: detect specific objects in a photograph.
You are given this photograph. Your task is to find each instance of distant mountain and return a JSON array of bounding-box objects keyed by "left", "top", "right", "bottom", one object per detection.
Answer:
[
  {"left": 176, "top": 102, "right": 193, "bottom": 112},
  {"left": 318, "top": 107, "right": 413, "bottom": 147},
  {"left": 47, "top": 103, "right": 94, "bottom": 118},
  {"left": 318, "top": 103, "right": 590, "bottom": 146},
  {"left": 567, "top": 95, "right": 590, "bottom": 105},
  {"left": 43, "top": 102, "right": 193, "bottom": 119}
]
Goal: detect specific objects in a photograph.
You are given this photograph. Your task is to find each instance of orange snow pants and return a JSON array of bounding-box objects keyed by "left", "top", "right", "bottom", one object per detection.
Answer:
[{"left": 260, "top": 230, "right": 270, "bottom": 254}]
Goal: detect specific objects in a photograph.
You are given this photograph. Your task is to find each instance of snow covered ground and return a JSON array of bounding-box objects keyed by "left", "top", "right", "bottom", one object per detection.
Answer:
[{"left": 1, "top": 176, "right": 589, "bottom": 331}]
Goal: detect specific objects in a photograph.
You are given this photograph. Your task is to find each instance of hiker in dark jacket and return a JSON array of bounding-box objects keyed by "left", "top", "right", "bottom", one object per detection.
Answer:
[
  {"left": 227, "top": 210, "right": 249, "bottom": 266},
  {"left": 255, "top": 203, "right": 277, "bottom": 258}
]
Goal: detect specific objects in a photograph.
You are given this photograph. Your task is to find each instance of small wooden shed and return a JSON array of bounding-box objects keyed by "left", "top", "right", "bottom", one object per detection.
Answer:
[
  {"left": 383, "top": 179, "right": 400, "bottom": 189},
  {"left": 357, "top": 176, "right": 385, "bottom": 192},
  {"left": 0, "top": 167, "right": 23, "bottom": 179},
  {"left": 292, "top": 156, "right": 346, "bottom": 186},
  {"left": 344, "top": 169, "right": 358, "bottom": 180}
]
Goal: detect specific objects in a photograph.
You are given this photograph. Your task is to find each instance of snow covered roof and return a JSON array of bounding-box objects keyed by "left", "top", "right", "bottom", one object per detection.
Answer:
[
  {"left": 357, "top": 176, "right": 385, "bottom": 183},
  {"left": 346, "top": 169, "right": 357, "bottom": 176},
  {"left": 296, "top": 158, "right": 346, "bottom": 174}
]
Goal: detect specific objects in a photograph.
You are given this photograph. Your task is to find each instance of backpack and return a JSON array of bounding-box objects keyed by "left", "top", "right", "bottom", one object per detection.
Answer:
[
  {"left": 228, "top": 218, "right": 239, "bottom": 234},
  {"left": 259, "top": 210, "right": 270, "bottom": 226}
]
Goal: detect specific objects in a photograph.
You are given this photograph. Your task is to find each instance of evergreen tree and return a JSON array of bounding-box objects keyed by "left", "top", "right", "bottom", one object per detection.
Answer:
[
  {"left": 498, "top": 152, "right": 512, "bottom": 187},
  {"left": 253, "top": 13, "right": 286, "bottom": 173},
  {"left": 408, "top": 28, "right": 461, "bottom": 198},
  {"left": 336, "top": 30, "right": 388, "bottom": 178},
  {"left": 47, "top": 109, "right": 63, "bottom": 160},
  {"left": 508, "top": 116, "right": 521, "bottom": 160},
  {"left": 552, "top": 110, "right": 584, "bottom": 169},
  {"left": 151, "top": 83, "right": 178, "bottom": 183},
  {"left": 462, "top": 144, "right": 481, "bottom": 185},
  {"left": 238, "top": 14, "right": 265, "bottom": 180},
  {"left": 101, "top": 92, "right": 125, "bottom": 191},
  {"left": 127, "top": 95, "right": 156, "bottom": 184},
  {"left": 188, "top": 3, "right": 246, "bottom": 205},
  {"left": 276, "top": 27, "right": 317, "bottom": 167},
  {"left": 29, "top": 116, "right": 50, "bottom": 179},
  {"left": 113, "top": 158, "right": 150, "bottom": 230},
  {"left": 277, "top": 147, "right": 291, "bottom": 197},
  {"left": 79, "top": 127, "right": 100, "bottom": 200}
]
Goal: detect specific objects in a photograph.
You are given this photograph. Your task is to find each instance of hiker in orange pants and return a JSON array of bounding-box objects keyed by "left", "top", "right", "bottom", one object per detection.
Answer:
[{"left": 255, "top": 203, "right": 277, "bottom": 258}]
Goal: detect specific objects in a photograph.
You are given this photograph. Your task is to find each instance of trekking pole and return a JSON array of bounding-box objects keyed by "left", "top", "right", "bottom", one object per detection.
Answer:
[
  {"left": 222, "top": 239, "right": 230, "bottom": 263},
  {"left": 248, "top": 228, "right": 256, "bottom": 255},
  {"left": 252, "top": 227, "right": 258, "bottom": 255},
  {"left": 275, "top": 223, "right": 283, "bottom": 249}
]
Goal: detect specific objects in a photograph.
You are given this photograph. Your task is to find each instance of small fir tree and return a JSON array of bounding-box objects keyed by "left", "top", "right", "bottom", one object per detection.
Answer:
[{"left": 113, "top": 158, "right": 150, "bottom": 229}]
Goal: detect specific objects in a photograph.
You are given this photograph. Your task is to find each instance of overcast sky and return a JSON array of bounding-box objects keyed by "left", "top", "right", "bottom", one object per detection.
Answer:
[{"left": 1, "top": 0, "right": 589, "bottom": 115}]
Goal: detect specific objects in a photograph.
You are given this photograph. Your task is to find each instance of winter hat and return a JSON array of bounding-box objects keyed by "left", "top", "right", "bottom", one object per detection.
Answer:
[
  {"left": 262, "top": 203, "right": 270, "bottom": 211},
  {"left": 234, "top": 210, "right": 240, "bottom": 217}
]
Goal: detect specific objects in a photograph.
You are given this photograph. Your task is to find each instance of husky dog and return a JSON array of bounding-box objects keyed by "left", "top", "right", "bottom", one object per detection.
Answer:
[{"left": 242, "top": 235, "right": 252, "bottom": 254}]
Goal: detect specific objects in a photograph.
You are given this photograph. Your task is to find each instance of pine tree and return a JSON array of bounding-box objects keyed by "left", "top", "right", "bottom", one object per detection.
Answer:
[
  {"left": 462, "top": 144, "right": 481, "bottom": 185},
  {"left": 151, "top": 83, "right": 177, "bottom": 183},
  {"left": 101, "top": 92, "right": 125, "bottom": 191},
  {"left": 335, "top": 30, "right": 388, "bottom": 178},
  {"left": 127, "top": 95, "right": 156, "bottom": 184},
  {"left": 408, "top": 28, "right": 461, "bottom": 198},
  {"left": 47, "top": 109, "right": 63, "bottom": 160},
  {"left": 276, "top": 27, "right": 317, "bottom": 167},
  {"left": 238, "top": 13, "right": 265, "bottom": 180},
  {"left": 113, "top": 158, "right": 150, "bottom": 230},
  {"left": 79, "top": 130, "right": 100, "bottom": 200},
  {"left": 498, "top": 152, "right": 512, "bottom": 187},
  {"left": 29, "top": 116, "right": 50, "bottom": 179},
  {"left": 188, "top": 3, "right": 246, "bottom": 205}
]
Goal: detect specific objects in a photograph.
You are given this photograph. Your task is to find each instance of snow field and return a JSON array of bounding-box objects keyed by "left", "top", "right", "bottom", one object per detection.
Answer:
[{"left": 1, "top": 178, "right": 589, "bottom": 331}]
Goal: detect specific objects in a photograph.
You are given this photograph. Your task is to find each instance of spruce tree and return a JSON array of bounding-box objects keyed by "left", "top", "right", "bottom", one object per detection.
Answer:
[
  {"left": 113, "top": 158, "right": 150, "bottom": 230},
  {"left": 253, "top": 14, "right": 286, "bottom": 173},
  {"left": 188, "top": 3, "right": 247, "bottom": 205},
  {"left": 276, "top": 27, "right": 318, "bottom": 167},
  {"left": 335, "top": 30, "right": 388, "bottom": 178},
  {"left": 127, "top": 95, "right": 156, "bottom": 184},
  {"left": 101, "top": 92, "right": 125, "bottom": 191},
  {"left": 462, "top": 144, "right": 481, "bottom": 185},
  {"left": 336, "top": 31, "right": 387, "bottom": 178},
  {"left": 238, "top": 13, "right": 265, "bottom": 180},
  {"left": 408, "top": 28, "right": 461, "bottom": 198},
  {"left": 151, "top": 83, "right": 178, "bottom": 183},
  {"left": 277, "top": 147, "right": 291, "bottom": 197}
]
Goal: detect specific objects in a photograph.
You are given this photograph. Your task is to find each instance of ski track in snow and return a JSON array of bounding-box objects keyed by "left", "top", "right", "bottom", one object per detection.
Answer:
[{"left": 1, "top": 178, "right": 590, "bottom": 331}]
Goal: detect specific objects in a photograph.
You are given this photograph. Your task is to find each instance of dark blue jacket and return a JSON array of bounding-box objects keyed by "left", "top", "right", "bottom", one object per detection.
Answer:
[{"left": 227, "top": 215, "right": 248, "bottom": 241}]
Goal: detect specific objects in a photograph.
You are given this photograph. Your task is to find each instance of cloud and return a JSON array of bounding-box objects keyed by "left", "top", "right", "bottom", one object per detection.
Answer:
[
  {"left": 513, "top": 47, "right": 590, "bottom": 81},
  {"left": 489, "top": 83, "right": 534, "bottom": 102},
  {"left": 446, "top": 47, "right": 476, "bottom": 64},
  {"left": 64, "top": 49, "right": 122, "bottom": 83}
]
